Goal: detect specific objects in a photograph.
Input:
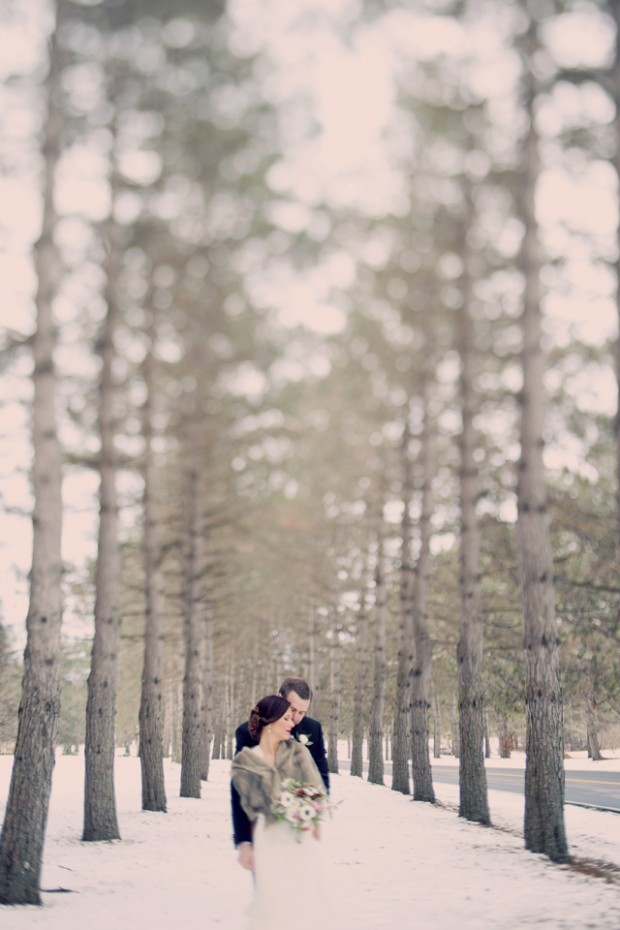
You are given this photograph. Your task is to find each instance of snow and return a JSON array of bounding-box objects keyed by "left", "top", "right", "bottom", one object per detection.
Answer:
[{"left": 1, "top": 751, "right": 620, "bottom": 930}]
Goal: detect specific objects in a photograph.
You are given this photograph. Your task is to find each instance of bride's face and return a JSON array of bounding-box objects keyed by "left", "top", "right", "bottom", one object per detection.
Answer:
[{"left": 272, "top": 709, "right": 294, "bottom": 741}]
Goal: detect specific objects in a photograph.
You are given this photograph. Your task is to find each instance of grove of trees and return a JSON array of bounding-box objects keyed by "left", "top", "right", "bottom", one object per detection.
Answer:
[{"left": 1, "top": 0, "right": 619, "bottom": 903}]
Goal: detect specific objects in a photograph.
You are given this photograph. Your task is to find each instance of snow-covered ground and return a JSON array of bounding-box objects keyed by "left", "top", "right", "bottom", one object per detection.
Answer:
[{"left": 1, "top": 750, "right": 619, "bottom": 930}]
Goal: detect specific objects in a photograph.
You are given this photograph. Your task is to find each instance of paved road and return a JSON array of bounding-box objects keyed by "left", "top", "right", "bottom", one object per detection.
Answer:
[
  {"left": 338, "top": 761, "right": 620, "bottom": 812},
  {"left": 431, "top": 765, "right": 620, "bottom": 813}
]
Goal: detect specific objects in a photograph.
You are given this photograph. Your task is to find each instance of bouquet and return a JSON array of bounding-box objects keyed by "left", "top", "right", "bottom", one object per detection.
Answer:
[{"left": 272, "top": 778, "right": 332, "bottom": 841}]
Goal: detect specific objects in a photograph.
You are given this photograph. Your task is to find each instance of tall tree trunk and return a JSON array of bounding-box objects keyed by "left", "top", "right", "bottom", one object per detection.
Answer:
[
  {"left": 350, "top": 561, "right": 370, "bottom": 778},
  {"left": 450, "top": 696, "right": 460, "bottom": 759},
  {"left": 392, "top": 416, "right": 413, "bottom": 795},
  {"left": 180, "top": 463, "right": 205, "bottom": 798},
  {"left": 585, "top": 658, "right": 602, "bottom": 761},
  {"left": 83, "top": 134, "right": 122, "bottom": 840},
  {"left": 368, "top": 525, "right": 386, "bottom": 785},
  {"left": 0, "top": 8, "right": 63, "bottom": 902},
  {"left": 225, "top": 657, "right": 235, "bottom": 760},
  {"left": 432, "top": 683, "right": 441, "bottom": 759},
  {"left": 611, "top": 2, "right": 620, "bottom": 553},
  {"left": 308, "top": 605, "right": 319, "bottom": 697},
  {"left": 200, "top": 595, "right": 214, "bottom": 780},
  {"left": 211, "top": 712, "right": 223, "bottom": 760},
  {"left": 498, "top": 716, "right": 511, "bottom": 759},
  {"left": 327, "top": 610, "right": 341, "bottom": 774},
  {"left": 170, "top": 682, "right": 182, "bottom": 764},
  {"left": 484, "top": 716, "right": 491, "bottom": 760},
  {"left": 585, "top": 693, "right": 602, "bottom": 761},
  {"left": 456, "top": 227, "right": 490, "bottom": 825},
  {"left": 410, "top": 387, "right": 435, "bottom": 803},
  {"left": 516, "top": 8, "right": 568, "bottom": 863},
  {"left": 138, "top": 319, "right": 167, "bottom": 812}
]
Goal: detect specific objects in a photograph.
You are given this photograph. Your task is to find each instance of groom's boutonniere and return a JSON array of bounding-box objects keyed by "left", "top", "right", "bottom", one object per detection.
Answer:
[{"left": 295, "top": 733, "right": 313, "bottom": 748}]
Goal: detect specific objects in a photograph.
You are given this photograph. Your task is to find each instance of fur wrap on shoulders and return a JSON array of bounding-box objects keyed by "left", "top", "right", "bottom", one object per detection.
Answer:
[{"left": 231, "top": 739, "right": 325, "bottom": 825}]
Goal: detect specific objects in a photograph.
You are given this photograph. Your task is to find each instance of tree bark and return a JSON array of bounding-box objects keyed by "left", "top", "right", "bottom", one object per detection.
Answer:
[
  {"left": 432, "top": 684, "right": 441, "bottom": 759},
  {"left": 484, "top": 716, "right": 491, "bottom": 760},
  {"left": 410, "top": 388, "right": 435, "bottom": 803},
  {"left": 392, "top": 416, "right": 413, "bottom": 795},
  {"left": 170, "top": 682, "right": 182, "bottom": 764},
  {"left": 327, "top": 610, "right": 341, "bottom": 774},
  {"left": 611, "top": 2, "right": 620, "bottom": 553},
  {"left": 350, "top": 559, "right": 370, "bottom": 778},
  {"left": 308, "top": 606, "right": 319, "bottom": 698},
  {"left": 368, "top": 525, "right": 386, "bottom": 785},
  {"left": 138, "top": 318, "right": 167, "bottom": 812},
  {"left": 225, "top": 658, "right": 235, "bottom": 760},
  {"left": 585, "top": 658, "right": 602, "bottom": 761},
  {"left": 0, "top": 7, "right": 63, "bottom": 902},
  {"left": 456, "top": 227, "right": 490, "bottom": 825},
  {"left": 180, "top": 463, "right": 205, "bottom": 798},
  {"left": 516, "top": 8, "right": 568, "bottom": 863},
  {"left": 498, "top": 716, "right": 512, "bottom": 759},
  {"left": 83, "top": 215, "right": 122, "bottom": 842},
  {"left": 200, "top": 595, "right": 214, "bottom": 780},
  {"left": 450, "top": 696, "right": 460, "bottom": 759},
  {"left": 585, "top": 693, "right": 602, "bottom": 761}
]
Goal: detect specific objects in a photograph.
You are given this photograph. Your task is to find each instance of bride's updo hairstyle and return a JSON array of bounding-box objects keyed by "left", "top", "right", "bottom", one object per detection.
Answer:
[{"left": 248, "top": 695, "right": 291, "bottom": 740}]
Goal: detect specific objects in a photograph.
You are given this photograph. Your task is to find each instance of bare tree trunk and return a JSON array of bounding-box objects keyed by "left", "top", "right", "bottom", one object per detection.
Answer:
[
  {"left": 180, "top": 463, "right": 205, "bottom": 798},
  {"left": 611, "top": 2, "right": 620, "bottom": 552},
  {"left": 410, "top": 390, "right": 435, "bottom": 803},
  {"left": 0, "top": 9, "right": 63, "bottom": 901},
  {"left": 432, "top": 684, "right": 441, "bottom": 759},
  {"left": 368, "top": 527, "right": 386, "bottom": 785},
  {"left": 171, "top": 682, "right": 182, "bottom": 764},
  {"left": 308, "top": 606, "right": 319, "bottom": 697},
  {"left": 212, "top": 712, "right": 223, "bottom": 760},
  {"left": 392, "top": 416, "right": 413, "bottom": 794},
  {"left": 585, "top": 659, "right": 602, "bottom": 761},
  {"left": 516, "top": 8, "right": 568, "bottom": 863},
  {"left": 138, "top": 319, "right": 167, "bottom": 812},
  {"left": 350, "top": 561, "right": 370, "bottom": 778},
  {"left": 585, "top": 694, "right": 602, "bottom": 761},
  {"left": 162, "top": 684, "right": 172, "bottom": 758},
  {"left": 83, "top": 201, "right": 122, "bottom": 842},
  {"left": 200, "top": 596, "right": 214, "bottom": 780},
  {"left": 456, "top": 230, "right": 490, "bottom": 825},
  {"left": 498, "top": 716, "right": 512, "bottom": 759},
  {"left": 450, "top": 697, "right": 460, "bottom": 759},
  {"left": 225, "top": 658, "right": 235, "bottom": 760},
  {"left": 327, "top": 610, "right": 341, "bottom": 774}
]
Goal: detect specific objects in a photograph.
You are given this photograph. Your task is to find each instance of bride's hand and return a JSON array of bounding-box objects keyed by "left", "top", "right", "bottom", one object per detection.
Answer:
[
  {"left": 313, "top": 824, "right": 321, "bottom": 841},
  {"left": 238, "top": 843, "right": 255, "bottom": 871}
]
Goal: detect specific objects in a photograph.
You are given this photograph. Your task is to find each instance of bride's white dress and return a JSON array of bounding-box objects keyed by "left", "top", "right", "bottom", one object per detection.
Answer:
[{"left": 247, "top": 748, "right": 324, "bottom": 930}]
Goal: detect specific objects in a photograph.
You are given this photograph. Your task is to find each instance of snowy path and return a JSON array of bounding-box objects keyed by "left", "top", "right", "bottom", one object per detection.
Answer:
[{"left": 1, "top": 754, "right": 620, "bottom": 930}]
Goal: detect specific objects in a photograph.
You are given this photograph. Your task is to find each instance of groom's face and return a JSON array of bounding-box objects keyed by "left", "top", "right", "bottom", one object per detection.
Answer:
[{"left": 284, "top": 690, "right": 310, "bottom": 726}]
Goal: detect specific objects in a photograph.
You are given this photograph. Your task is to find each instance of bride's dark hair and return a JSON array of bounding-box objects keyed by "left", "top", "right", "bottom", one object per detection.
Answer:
[{"left": 248, "top": 695, "right": 290, "bottom": 740}]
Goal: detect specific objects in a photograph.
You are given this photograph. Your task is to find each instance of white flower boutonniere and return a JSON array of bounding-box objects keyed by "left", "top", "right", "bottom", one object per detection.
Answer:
[{"left": 295, "top": 733, "right": 313, "bottom": 748}]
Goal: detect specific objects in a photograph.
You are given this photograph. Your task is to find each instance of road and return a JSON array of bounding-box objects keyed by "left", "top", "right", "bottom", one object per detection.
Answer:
[
  {"left": 338, "top": 761, "right": 620, "bottom": 812},
  {"left": 431, "top": 765, "right": 620, "bottom": 813}
]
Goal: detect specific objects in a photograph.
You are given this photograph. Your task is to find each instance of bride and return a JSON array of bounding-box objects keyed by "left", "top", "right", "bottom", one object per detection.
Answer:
[{"left": 231, "top": 695, "right": 328, "bottom": 930}]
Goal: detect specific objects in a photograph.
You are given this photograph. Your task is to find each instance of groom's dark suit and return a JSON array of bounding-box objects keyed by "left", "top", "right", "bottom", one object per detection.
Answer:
[{"left": 231, "top": 716, "right": 330, "bottom": 847}]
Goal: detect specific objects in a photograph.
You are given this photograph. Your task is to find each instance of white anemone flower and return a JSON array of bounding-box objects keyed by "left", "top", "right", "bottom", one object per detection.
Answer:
[{"left": 299, "top": 804, "right": 315, "bottom": 822}]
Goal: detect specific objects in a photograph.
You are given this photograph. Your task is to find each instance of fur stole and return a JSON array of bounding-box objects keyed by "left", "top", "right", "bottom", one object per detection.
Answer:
[{"left": 231, "top": 739, "right": 324, "bottom": 825}]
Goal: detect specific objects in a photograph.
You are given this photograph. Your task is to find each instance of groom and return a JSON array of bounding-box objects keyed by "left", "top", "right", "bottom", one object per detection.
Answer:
[{"left": 231, "top": 676, "right": 330, "bottom": 871}]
